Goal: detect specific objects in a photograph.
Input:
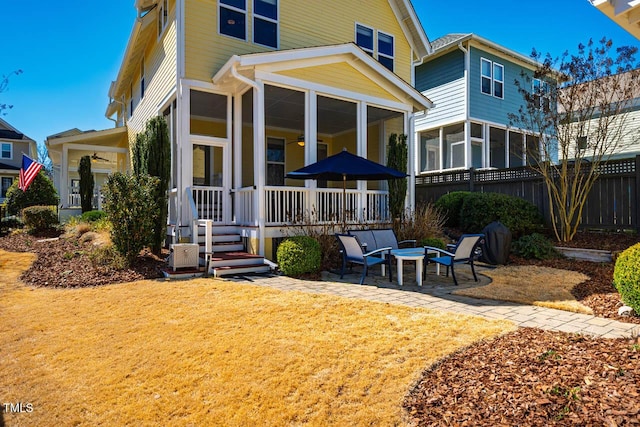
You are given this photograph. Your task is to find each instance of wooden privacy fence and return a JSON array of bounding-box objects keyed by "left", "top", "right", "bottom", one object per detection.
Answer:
[{"left": 415, "top": 155, "right": 640, "bottom": 232}]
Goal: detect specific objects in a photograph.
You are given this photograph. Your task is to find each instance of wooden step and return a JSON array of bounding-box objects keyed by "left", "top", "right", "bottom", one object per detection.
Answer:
[
  {"left": 207, "top": 251, "right": 265, "bottom": 268},
  {"left": 199, "top": 242, "right": 245, "bottom": 253},
  {"left": 196, "top": 233, "right": 241, "bottom": 244}
]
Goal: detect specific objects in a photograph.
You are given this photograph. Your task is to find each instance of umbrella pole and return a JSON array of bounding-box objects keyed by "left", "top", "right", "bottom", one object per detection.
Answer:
[{"left": 342, "top": 174, "right": 346, "bottom": 232}]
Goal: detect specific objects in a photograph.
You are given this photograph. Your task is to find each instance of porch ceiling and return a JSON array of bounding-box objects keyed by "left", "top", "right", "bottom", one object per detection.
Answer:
[{"left": 46, "top": 126, "right": 128, "bottom": 149}]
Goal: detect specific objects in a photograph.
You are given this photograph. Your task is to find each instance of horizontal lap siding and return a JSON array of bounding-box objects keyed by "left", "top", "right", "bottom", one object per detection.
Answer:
[
  {"left": 278, "top": 63, "right": 399, "bottom": 101},
  {"left": 128, "top": 7, "right": 178, "bottom": 143},
  {"left": 185, "top": 0, "right": 413, "bottom": 82},
  {"left": 469, "top": 46, "right": 533, "bottom": 127},
  {"left": 415, "top": 78, "right": 466, "bottom": 129}
]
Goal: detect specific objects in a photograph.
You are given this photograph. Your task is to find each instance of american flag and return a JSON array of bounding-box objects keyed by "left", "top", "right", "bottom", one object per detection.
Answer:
[{"left": 19, "top": 154, "right": 43, "bottom": 192}]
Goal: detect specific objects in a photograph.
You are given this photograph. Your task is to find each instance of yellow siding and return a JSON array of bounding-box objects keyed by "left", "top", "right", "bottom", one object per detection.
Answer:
[
  {"left": 185, "top": 0, "right": 413, "bottom": 82},
  {"left": 126, "top": 0, "right": 178, "bottom": 154},
  {"left": 278, "top": 63, "right": 400, "bottom": 102}
]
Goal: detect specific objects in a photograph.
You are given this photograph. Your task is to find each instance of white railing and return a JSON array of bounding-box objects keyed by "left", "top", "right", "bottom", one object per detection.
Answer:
[
  {"left": 262, "top": 186, "right": 389, "bottom": 226},
  {"left": 192, "top": 186, "right": 224, "bottom": 222},
  {"left": 233, "top": 186, "right": 256, "bottom": 226},
  {"left": 67, "top": 186, "right": 103, "bottom": 210}
]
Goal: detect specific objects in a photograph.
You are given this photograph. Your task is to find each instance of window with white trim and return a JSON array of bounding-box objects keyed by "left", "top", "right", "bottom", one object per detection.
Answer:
[
  {"left": 1, "top": 176, "right": 13, "bottom": 198},
  {"left": 1, "top": 142, "right": 11, "bottom": 159},
  {"left": 481, "top": 58, "right": 504, "bottom": 98},
  {"left": 355, "top": 24, "right": 394, "bottom": 71},
  {"left": 219, "top": 0, "right": 247, "bottom": 41},
  {"left": 533, "top": 78, "right": 551, "bottom": 111},
  {"left": 253, "top": 0, "right": 278, "bottom": 48},
  {"left": 158, "top": 0, "right": 168, "bottom": 37},
  {"left": 266, "top": 137, "right": 285, "bottom": 186},
  {"left": 377, "top": 31, "right": 394, "bottom": 71}
]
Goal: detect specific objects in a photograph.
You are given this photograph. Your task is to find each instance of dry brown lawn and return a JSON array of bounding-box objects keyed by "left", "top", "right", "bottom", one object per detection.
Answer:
[
  {"left": 453, "top": 265, "right": 593, "bottom": 314},
  {"left": 0, "top": 249, "right": 514, "bottom": 426}
]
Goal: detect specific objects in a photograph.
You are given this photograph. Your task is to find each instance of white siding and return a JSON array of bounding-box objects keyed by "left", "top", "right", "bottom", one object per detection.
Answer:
[{"left": 415, "top": 77, "right": 466, "bottom": 130}]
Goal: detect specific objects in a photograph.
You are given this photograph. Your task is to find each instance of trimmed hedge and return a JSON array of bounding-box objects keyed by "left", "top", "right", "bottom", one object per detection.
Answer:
[
  {"left": 434, "top": 191, "right": 470, "bottom": 228},
  {"left": 80, "top": 210, "right": 107, "bottom": 222},
  {"left": 459, "top": 192, "right": 543, "bottom": 238},
  {"left": 277, "top": 236, "right": 321, "bottom": 277},
  {"left": 22, "top": 205, "right": 59, "bottom": 232},
  {"left": 613, "top": 243, "right": 640, "bottom": 314}
]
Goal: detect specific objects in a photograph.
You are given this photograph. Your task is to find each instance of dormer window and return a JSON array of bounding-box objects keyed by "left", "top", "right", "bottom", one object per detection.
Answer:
[
  {"left": 219, "top": 0, "right": 247, "bottom": 41},
  {"left": 355, "top": 24, "right": 394, "bottom": 71}
]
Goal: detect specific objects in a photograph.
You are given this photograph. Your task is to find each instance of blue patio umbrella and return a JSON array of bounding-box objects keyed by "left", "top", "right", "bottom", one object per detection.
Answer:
[{"left": 285, "top": 148, "right": 407, "bottom": 230}]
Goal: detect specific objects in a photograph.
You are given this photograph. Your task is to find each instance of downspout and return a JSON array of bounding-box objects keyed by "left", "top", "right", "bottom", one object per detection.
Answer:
[
  {"left": 458, "top": 42, "right": 471, "bottom": 169},
  {"left": 230, "top": 63, "right": 266, "bottom": 256}
]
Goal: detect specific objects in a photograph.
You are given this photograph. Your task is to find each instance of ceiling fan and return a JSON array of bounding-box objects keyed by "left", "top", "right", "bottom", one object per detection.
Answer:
[{"left": 91, "top": 152, "right": 109, "bottom": 162}]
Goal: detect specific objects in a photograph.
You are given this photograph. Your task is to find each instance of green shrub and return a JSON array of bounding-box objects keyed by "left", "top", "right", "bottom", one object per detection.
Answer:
[
  {"left": 89, "top": 245, "right": 127, "bottom": 271},
  {"left": 277, "top": 236, "right": 321, "bottom": 277},
  {"left": 81, "top": 210, "right": 107, "bottom": 222},
  {"left": 512, "top": 233, "right": 559, "bottom": 260},
  {"left": 434, "top": 192, "right": 471, "bottom": 228},
  {"left": 1, "top": 216, "right": 23, "bottom": 230},
  {"left": 22, "top": 206, "right": 59, "bottom": 232},
  {"left": 5, "top": 171, "right": 59, "bottom": 215},
  {"left": 103, "top": 172, "right": 159, "bottom": 266},
  {"left": 78, "top": 155, "right": 94, "bottom": 213},
  {"left": 419, "top": 237, "right": 446, "bottom": 250},
  {"left": 613, "top": 243, "right": 640, "bottom": 314},
  {"left": 459, "top": 192, "right": 543, "bottom": 238}
]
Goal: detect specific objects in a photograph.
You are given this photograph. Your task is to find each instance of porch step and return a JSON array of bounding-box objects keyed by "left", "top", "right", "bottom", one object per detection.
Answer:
[
  {"left": 208, "top": 251, "right": 265, "bottom": 268},
  {"left": 196, "top": 233, "right": 241, "bottom": 244},
  {"left": 200, "top": 242, "right": 245, "bottom": 253},
  {"left": 211, "top": 264, "right": 272, "bottom": 278}
]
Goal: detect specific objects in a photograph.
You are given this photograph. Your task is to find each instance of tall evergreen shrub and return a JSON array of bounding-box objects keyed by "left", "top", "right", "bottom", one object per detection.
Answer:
[
  {"left": 78, "top": 155, "right": 94, "bottom": 213},
  {"left": 387, "top": 133, "right": 408, "bottom": 220}
]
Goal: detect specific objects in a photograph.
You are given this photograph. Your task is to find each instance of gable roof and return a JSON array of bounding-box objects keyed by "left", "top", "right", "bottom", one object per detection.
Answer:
[
  {"left": 388, "top": 0, "right": 431, "bottom": 58},
  {"left": 0, "top": 117, "right": 36, "bottom": 143},
  {"left": 427, "top": 33, "right": 539, "bottom": 69},
  {"left": 213, "top": 43, "right": 433, "bottom": 112}
]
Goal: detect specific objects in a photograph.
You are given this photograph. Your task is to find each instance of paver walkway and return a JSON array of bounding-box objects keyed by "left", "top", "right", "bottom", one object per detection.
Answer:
[{"left": 225, "top": 264, "right": 638, "bottom": 339}]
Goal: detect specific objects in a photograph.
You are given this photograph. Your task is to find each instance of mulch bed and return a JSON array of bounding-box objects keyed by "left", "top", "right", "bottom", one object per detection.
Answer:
[
  {"left": 405, "top": 328, "right": 640, "bottom": 426},
  {"left": 0, "top": 232, "right": 165, "bottom": 287}
]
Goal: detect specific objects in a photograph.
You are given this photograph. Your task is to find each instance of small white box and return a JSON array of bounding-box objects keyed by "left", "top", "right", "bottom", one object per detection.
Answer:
[{"left": 169, "top": 243, "right": 200, "bottom": 271}]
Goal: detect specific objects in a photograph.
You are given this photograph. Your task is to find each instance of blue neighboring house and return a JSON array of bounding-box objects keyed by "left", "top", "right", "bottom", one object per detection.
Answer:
[{"left": 414, "top": 33, "right": 555, "bottom": 174}]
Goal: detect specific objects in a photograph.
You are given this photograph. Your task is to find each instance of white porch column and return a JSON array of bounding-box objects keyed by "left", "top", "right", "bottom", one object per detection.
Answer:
[
  {"left": 61, "top": 144, "right": 69, "bottom": 208},
  {"left": 305, "top": 90, "right": 317, "bottom": 214},
  {"left": 233, "top": 91, "right": 243, "bottom": 191},
  {"left": 407, "top": 113, "right": 416, "bottom": 211},
  {"left": 357, "top": 102, "right": 367, "bottom": 222},
  {"left": 178, "top": 79, "right": 192, "bottom": 239},
  {"left": 253, "top": 81, "right": 266, "bottom": 256}
]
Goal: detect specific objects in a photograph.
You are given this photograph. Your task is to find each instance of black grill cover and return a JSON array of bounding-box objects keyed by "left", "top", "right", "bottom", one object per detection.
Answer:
[{"left": 480, "top": 221, "right": 512, "bottom": 265}]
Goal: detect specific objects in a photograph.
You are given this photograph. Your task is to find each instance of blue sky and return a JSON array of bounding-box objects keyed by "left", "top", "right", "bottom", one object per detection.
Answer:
[{"left": 3, "top": 0, "right": 640, "bottom": 160}]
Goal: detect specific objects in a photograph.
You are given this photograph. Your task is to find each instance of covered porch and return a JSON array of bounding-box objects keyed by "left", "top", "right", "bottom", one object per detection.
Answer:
[
  {"left": 175, "top": 44, "right": 431, "bottom": 255},
  {"left": 46, "top": 127, "right": 130, "bottom": 216}
]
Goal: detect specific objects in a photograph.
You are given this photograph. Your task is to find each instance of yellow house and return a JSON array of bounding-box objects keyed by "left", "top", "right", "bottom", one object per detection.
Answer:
[{"left": 50, "top": 0, "right": 433, "bottom": 270}]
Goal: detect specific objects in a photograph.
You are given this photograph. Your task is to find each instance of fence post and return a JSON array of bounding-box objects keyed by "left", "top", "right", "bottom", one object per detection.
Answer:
[
  {"left": 635, "top": 155, "right": 640, "bottom": 233},
  {"left": 468, "top": 167, "right": 475, "bottom": 192}
]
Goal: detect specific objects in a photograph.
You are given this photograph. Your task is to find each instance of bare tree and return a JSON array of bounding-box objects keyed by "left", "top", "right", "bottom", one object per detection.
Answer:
[
  {"left": 0, "top": 70, "right": 23, "bottom": 115},
  {"left": 510, "top": 38, "right": 640, "bottom": 242}
]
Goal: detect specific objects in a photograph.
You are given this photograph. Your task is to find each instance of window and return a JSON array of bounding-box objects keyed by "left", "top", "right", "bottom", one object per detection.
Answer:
[
  {"left": 526, "top": 134, "right": 540, "bottom": 166},
  {"left": 355, "top": 24, "right": 394, "bottom": 71},
  {"left": 266, "top": 137, "right": 285, "bottom": 186},
  {"left": 140, "top": 59, "right": 145, "bottom": 99},
  {"left": 377, "top": 31, "right": 394, "bottom": 71},
  {"left": 158, "top": 0, "right": 168, "bottom": 36},
  {"left": 481, "top": 58, "right": 504, "bottom": 98},
  {"left": 577, "top": 136, "right": 588, "bottom": 151},
  {"left": 190, "top": 90, "right": 228, "bottom": 138},
  {"left": 356, "top": 24, "right": 374, "bottom": 56},
  {"left": 1, "top": 177, "right": 12, "bottom": 198},
  {"left": 533, "top": 78, "right": 551, "bottom": 111},
  {"left": 219, "top": 0, "right": 247, "bottom": 41},
  {"left": 443, "top": 124, "right": 465, "bottom": 169},
  {"left": 508, "top": 131, "right": 524, "bottom": 167},
  {"left": 128, "top": 84, "right": 133, "bottom": 118},
  {"left": 420, "top": 131, "right": 439, "bottom": 172},
  {"left": 489, "top": 127, "right": 506, "bottom": 168},
  {"left": 470, "top": 123, "right": 484, "bottom": 169},
  {"left": 253, "top": 0, "right": 277, "bottom": 48},
  {"left": 1, "top": 143, "right": 11, "bottom": 159}
]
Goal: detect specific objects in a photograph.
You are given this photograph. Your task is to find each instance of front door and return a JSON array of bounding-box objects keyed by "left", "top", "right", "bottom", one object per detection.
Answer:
[{"left": 193, "top": 143, "right": 229, "bottom": 222}]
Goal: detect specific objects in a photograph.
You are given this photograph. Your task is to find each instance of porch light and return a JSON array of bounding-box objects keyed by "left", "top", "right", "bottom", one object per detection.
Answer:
[{"left": 297, "top": 135, "right": 305, "bottom": 147}]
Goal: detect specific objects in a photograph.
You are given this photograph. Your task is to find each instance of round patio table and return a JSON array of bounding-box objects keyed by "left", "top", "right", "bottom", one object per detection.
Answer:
[{"left": 391, "top": 248, "right": 426, "bottom": 287}]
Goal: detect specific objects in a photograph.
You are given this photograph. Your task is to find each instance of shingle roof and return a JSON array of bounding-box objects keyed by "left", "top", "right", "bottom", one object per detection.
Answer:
[{"left": 429, "top": 33, "right": 472, "bottom": 53}]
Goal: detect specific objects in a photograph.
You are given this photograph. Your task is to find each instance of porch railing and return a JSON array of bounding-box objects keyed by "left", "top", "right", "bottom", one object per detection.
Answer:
[
  {"left": 67, "top": 186, "right": 103, "bottom": 210},
  {"left": 261, "top": 186, "right": 389, "bottom": 226},
  {"left": 192, "top": 186, "right": 224, "bottom": 222},
  {"left": 233, "top": 186, "right": 255, "bottom": 226}
]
